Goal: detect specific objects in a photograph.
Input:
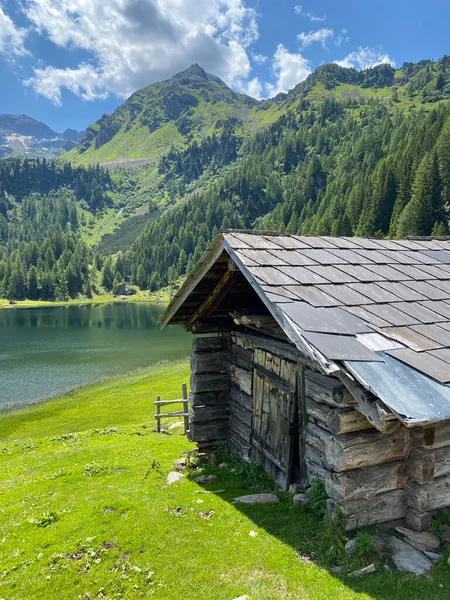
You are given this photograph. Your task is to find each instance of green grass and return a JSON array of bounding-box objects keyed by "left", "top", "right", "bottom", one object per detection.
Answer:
[{"left": 2, "top": 363, "right": 450, "bottom": 599}]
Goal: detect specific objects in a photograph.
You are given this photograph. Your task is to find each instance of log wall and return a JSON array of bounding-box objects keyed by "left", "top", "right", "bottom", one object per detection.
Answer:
[
  {"left": 188, "top": 335, "right": 230, "bottom": 447},
  {"left": 188, "top": 330, "right": 450, "bottom": 531}
]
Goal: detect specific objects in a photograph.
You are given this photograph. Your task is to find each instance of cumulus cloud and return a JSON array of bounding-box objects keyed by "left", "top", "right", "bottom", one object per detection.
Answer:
[
  {"left": 0, "top": 5, "right": 28, "bottom": 57},
  {"left": 253, "top": 53, "right": 267, "bottom": 65},
  {"left": 298, "top": 28, "right": 334, "bottom": 48},
  {"left": 266, "top": 44, "right": 311, "bottom": 97},
  {"left": 24, "top": 64, "right": 108, "bottom": 106},
  {"left": 335, "top": 47, "right": 395, "bottom": 70},
  {"left": 23, "top": 0, "right": 259, "bottom": 104},
  {"left": 243, "top": 76, "right": 262, "bottom": 99},
  {"left": 294, "top": 5, "right": 326, "bottom": 22}
]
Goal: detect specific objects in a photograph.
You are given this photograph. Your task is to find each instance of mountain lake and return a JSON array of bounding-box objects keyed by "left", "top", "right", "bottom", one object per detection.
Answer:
[{"left": 0, "top": 302, "right": 190, "bottom": 411}]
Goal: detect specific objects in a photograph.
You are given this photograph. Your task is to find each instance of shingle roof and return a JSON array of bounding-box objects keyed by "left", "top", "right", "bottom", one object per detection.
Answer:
[
  {"left": 222, "top": 232, "right": 450, "bottom": 425},
  {"left": 161, "top": 231, "right": 450, "bottom": 425}
]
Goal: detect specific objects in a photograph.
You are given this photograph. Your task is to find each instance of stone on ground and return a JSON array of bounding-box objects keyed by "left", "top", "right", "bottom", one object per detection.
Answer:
[
  {"left": 293, "top": 493, "right": 309, "bottom": 507},
  {"left": 345, "top": 539, "right": 357, "bottom": 554},
  {"left": 388, "top": 537, "right": 433, "bottom": 575},
  {"left": 194, "top": 474, "right": 217, "bottom": 484},
  {"left": 348, "top": 564, "right": 377, "bottom": 577},
  {"left": 232, "top": 493, "right": 279, "bottom": 504},
  {"left": 166, "top": 471, "right": 184, "bottom": 485},
  {"left": 232, "top": 596, "right": 250, "bottom": 600},
  {"left": 395, "top": 526, "right": 440, "bottom": 552},
  {"left": 168, "top": 421, "right": 184, "bottom": 430},
  {"left": 173, "top": 458, "right": 187, "bottom": 471}
]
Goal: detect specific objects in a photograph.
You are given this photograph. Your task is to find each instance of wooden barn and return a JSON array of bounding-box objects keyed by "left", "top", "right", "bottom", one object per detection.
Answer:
[{"left": 160, "top": 231, "right": 450, "bottom": 531}]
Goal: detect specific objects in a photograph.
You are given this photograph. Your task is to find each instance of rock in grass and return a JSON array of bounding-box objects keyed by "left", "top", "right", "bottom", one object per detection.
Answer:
[
  {"left": 194, "top": 474, "right": 217, "bottom": 484},
  {"left": 345, "top": 539, "right": 357, "bottom": 554},
  {"left": 348, "top": 564, "right": 376, "bottom": 577},
  {"left": 232, "top": 596, "right": 250, "bottom": 600},
  {"left": 232, "top": 493, "right": 279, "bottom": 504},
  {"left": 424, "top": 551, "right": 441, "bottom": 563},
  {"left": 395, "top": 526, "right": 440, "bottom": 552},
  {"left": 166, "top": 471, "right": 184, "bottom": 485},
  {"left": 293, "top": 493, "right": 309, "bottom": 508},
  {"left": 173, "top": 458, "right": 187, "bottom": 471},
  {"left": 388, "top": 537, "right": 433, "bottom": 575}
]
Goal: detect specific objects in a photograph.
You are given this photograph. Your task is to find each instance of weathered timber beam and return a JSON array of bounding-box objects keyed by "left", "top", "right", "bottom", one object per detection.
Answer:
[
  {"left": 336, "top": 371, "right": 398, "bottom": 433},
  {"left": 186, "top": 269, "right": 238, "bottom": 330},
  {"left": 191, "top": 319, "right": 232, "bottom": 334}
]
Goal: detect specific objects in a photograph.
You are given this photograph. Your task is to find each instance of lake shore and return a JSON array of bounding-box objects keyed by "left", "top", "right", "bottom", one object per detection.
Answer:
[{"left": 0, "top": 289, "right": 172, "bottom": 310}]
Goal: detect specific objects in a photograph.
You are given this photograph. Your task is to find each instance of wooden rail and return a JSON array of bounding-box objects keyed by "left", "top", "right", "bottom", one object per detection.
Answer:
[{"left": 154, "top": 382, "right": 189, "bottom": 433}]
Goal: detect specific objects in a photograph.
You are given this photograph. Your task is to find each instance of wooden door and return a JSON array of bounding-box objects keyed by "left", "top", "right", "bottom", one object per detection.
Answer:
[{"left": 251, "top": 349, "right": 298, "bottom": 490}]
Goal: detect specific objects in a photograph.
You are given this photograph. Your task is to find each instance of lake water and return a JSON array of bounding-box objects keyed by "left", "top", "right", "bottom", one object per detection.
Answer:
[{"left": 0, "top": 303, "right": 191, "bottom": 411}]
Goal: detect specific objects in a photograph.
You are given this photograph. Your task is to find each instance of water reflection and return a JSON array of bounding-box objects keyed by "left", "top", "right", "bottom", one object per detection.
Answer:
[{"left": 0, "top": 303, "right": 190, "bottom": 410}]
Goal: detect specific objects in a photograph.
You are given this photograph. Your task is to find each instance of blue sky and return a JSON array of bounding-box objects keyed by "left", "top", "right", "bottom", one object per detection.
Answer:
[{"left": 0, "top": 0, "right": 449, "bottom": 133}]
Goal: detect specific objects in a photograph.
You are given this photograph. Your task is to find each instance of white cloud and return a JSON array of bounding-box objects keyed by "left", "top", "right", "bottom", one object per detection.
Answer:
[
  {"left": 266, "top": 44, "right": 311, "bottom": 97},
  {"left": 24, "top": 64, "right": 108, "bottom": 106},
  {"left": 335, "top": 29, "right": 349, "bottom": 47},
  {"left": 294, "top": 5, "right": 326, "bottom": 22},
  {"left": 298, "top": 28, "right": 334, "bottom": 48},
  {"left": 243, "top": 76, "right": 262, "bottom": 99},
  {"left": 253, "top": 52, "right": 267, "bottom": 65},
  {"left": 0, "top": 5, "right": 28, "bottom": 57},
  {"left": 335, "top": 47, "right": 395, "bottom": 70},
  {"left": 23, "top": 0, "right": 260, "bottom": 104}
]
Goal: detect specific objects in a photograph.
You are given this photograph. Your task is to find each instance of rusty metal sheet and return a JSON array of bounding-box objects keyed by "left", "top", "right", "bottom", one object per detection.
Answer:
[
  {"left": 345, "top": 352, "right": 450, "bottom": 424},
  {"left": 386, "top": 348, "right": 450, "bottom": 383},
  {"left": 382, "top": 326, "right": 442, "bottom": 351},
  {"left": 301, "top": 331, "right": 383, "bottom": 361}
]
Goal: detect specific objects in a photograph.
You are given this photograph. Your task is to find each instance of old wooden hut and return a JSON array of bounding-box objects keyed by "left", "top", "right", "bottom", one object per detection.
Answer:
[{"left": 160, "top": 231, "right": 450, "bottom": 531}]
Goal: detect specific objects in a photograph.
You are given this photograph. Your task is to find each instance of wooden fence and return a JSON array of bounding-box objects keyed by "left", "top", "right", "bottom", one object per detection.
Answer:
[{"left": 154, "top": 382, "right": 189, "bottom": 434}]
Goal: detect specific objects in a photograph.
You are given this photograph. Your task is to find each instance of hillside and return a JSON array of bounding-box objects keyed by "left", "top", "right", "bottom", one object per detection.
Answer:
[
  {"left": 65, "top": 64, "right": 259, "bottom": 166},
  {"left": 0, "top": 114, "right": 83, "bottom": 158},
  {"left": 2, "top": 57, "right": 450, "bottom": 300}
]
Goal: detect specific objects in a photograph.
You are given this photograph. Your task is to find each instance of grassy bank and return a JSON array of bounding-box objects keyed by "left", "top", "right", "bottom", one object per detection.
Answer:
[
  {"left": 1, "top": 364, "right": 450, "bottom": 599},
  {"left": 0, "top": 289, "right": 172, "bottom": 310}
]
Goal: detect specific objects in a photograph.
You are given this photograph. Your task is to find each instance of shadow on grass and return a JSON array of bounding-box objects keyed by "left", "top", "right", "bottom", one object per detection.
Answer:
[{"left": 188, "top": 464, "right": 450, "bottom": 600}]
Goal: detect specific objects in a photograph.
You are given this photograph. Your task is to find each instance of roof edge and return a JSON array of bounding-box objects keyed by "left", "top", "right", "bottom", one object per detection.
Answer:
[{"left": 159, "top": 234, "right": 225, "bottom": 329}]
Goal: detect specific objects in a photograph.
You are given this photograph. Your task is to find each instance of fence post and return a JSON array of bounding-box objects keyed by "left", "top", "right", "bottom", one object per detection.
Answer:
[
  {"left": 156, "top": 395, "right": 161, "bottom": 433},
  {"left": 182, "top": 382, "right": 189, "bottom": 434}
]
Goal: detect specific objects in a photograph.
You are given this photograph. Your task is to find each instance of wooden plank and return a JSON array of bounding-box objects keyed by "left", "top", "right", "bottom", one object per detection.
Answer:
[
  {"left": 329, "top": 489, "right": 406, "bottom": 530},
  {"left": 306, "top": 422, "right": 411, "bottom": 472},
  {"left": 415, "top": 422, "right": 450, "bottom": 449},
  {"left": 404, "top": 474, "right": 450, "bottom": 512},
  {"left": 407, "top": 448, "right": 435, "bottom": 484},
  {"left": 230, "top": 386, "right": 253, "bottom": 411},
  {"left": 188, "top": 419, "right": 229, "bottom": 443},
  {"left": 190, "top": 391, "right": 229, "bottom": 407},
  {"left": 306, "top": 397, "right": 372, "bottom": 434},
  {"left": 190, "top": 351, "right": 230, "bottom": 374},
  {"left": 231, "top": 344, "right": 254, "bottom": 371},
  {"left": 155, "top": 411, "right": 188, "bottom": 418},
  {"left": 230, "top": 364, "right": 252, "bottom": 396},
  {"left": 191, "top": 320, "right": 231, "bottom": 334},
  {"left": 154, "top": 399, "right": 183, "bottom": 406},
  {"left": 326, "top": 462, "right": 406, "bottom": 501},
  {"left": 182, "top": 382, "right": 189, "bottom": 434},
  {"left": 232, "top": 330, "right": 307, "bottom": 364},
  {"left": 160, "top": 237, "right": 225, "bottom": 328},
  {"left": 156, "top": 394, "right": 161, "bottom": 433},
  {"left": 192, "top": 336, "right": 230, "bottom": 353},
  {"left": 186, "top": 269, "right": 237, "bottom": 330},
  {"left": 434, "top": 445, "right": 450, "bottom": 478},
  {"left": 189, "top": 405, "right": 229, "bottom": 423},
  {"left": 229, "top": 413, "right": 252, "bottom": 444},
  {"left": 404, "top": 508, "right": 432, "bottom": 532},
  {"left": 229, "top": 400, "right": 252, "bottom": 428},
  {"left": 190, "top": 373, "right": 229, "bottom": 394},
  {"left": 337, "top": 371, "right": 398, "bottom": 433},
  {"left": 305, "top": 370, "right": 354, "bottom": 407}
]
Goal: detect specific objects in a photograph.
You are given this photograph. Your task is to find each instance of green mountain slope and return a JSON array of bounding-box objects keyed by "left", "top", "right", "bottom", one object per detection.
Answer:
[{"left": 65, "top": 64, "right": 259, "bottom": 166}]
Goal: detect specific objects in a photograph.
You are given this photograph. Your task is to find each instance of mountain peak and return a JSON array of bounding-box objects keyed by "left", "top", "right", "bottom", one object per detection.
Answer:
[{"left": 174, "top": 63, "right": 208, "bottom": 81}]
